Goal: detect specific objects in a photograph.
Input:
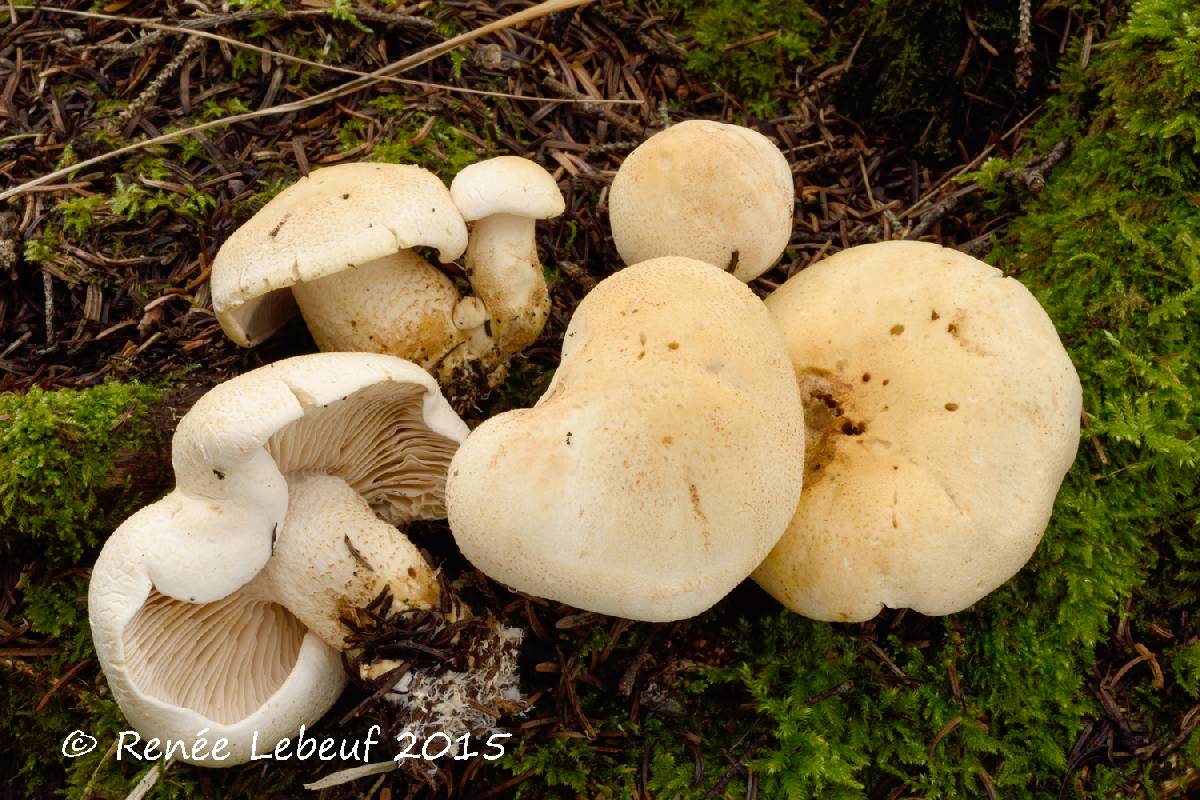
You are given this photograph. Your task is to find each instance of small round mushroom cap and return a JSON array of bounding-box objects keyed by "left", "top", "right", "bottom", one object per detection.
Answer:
[
  {"left": 212, "top": 163, "right": 468, "bottom": 347},
  {"left": 88, "top": 352, "right": 468, "bottom": 765},
  {"left": 450, "top": 155, "right": 565, "bottom": 221},
  {"left": 446, "top": 256, "right": 805, "bottom": 621},
  {"left": 608, "top": 120, "right": 794, "bottom": 282},
  {"left": 753, "top": 241, "right": 1082, "bottom": 621}
]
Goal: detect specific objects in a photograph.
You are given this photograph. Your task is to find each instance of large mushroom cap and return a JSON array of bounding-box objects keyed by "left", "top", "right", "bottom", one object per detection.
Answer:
[
  {"left": 450, "top": 155, "right": 565, "bottom": 221},
  {"left": 211, "top": 163, "right": 468, "bottom": 347},
  {"left": 608, "top": 120, "right": 794, "bottom": 282},
  {"left": 754, "top": 240, "right": 1082, "bottom": 621},
  {"left": 446, "top": 256, "right": 805, "bottom": 622},
  {"left": 89, "top": 352, "right": 468, "bottom": 765}
]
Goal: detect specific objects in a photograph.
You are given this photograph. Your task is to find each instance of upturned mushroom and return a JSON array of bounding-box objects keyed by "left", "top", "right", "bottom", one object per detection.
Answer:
[
  {"left": 446, "top": 256, "right": 806, "bottom": 621},
  {"left": 608, "top": 120, "right": 794, "bottom": 281},
  {"left": 88, "top": 352, "right": 467, "bottom": 765},
  {"left": 450, "top": 156, "right": 565, "bottom": 354},
  {"left": 210, "top": 163, "right": 491, "bottom": 384},
  {"left": 753, "top": 241, "right": 1082, "bottom": 621}
]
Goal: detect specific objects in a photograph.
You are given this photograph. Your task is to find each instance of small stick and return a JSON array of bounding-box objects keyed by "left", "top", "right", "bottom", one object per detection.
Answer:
[
  {"left": 0, "top": 0, "right": 597, "bottom": 203},
  {"left": 42, "top": 269, "right": 54, "bottom": 347}
]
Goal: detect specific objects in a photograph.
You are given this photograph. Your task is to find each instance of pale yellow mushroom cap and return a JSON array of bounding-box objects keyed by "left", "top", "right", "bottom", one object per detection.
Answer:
[
  {"left": 608, "top": 120, "right": 794, "bottom": 282},
  {"left": 753, "top": 240, "right": 1082, "bottom": 621},
  {"left": 446, "top": 256, "right": 805, "bottom": 621},
  {"left": 211, "top": 163, "right": 468, "bottom": 347}
]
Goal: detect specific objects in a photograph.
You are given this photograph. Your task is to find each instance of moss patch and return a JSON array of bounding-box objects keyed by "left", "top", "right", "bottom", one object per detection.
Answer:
[{"left": 0, "top": 382, "right": 162, "bottom": 565}]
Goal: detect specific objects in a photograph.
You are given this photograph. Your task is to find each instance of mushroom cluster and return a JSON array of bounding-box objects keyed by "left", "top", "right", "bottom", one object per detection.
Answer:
[
  {"left": 211, "top": 158, "right": 563, "bottom": 399},
  {"left": 91, "top": 118, "right": 1083, "bottom": 771}
]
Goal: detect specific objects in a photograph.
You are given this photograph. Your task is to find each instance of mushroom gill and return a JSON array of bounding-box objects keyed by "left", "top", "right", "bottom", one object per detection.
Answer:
[
  {"left": 123, "top": 573, "right": 305, "bottom": 725},
  {"left": 267, "top": 381, "right": 460, "bottom": 524}
]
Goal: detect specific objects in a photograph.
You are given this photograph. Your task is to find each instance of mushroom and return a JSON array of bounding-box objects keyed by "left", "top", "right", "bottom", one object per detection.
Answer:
[
  {"left": 753, "top": 241, "right": 1082, "bottom": 621},
  {"left": 210, "top": 163, "right": 485, "bottom": 380},
  {"left": 445, "top": 256, "right": 805, "bottom": 622},
  {"left": 264, "top": 474, "right": 439, "bottom": 651},
  {"left": 88, "top": 352, "right": 468, "bottom": 765},
  {"left": 608, "top": 120, "right": 794, "bottom": 282},
  {"left": 449, "top": 156, "right": 565, "bottom": 354}
]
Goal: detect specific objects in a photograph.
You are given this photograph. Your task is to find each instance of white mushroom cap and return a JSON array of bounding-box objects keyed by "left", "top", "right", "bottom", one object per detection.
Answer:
[
  {"left": 608, "top": 120, "right": 794, "bottom": 282},
  {"left": 753, "top": 241, "right": 1082, "bottom": 621},
  {"left": 155, "top": 352, "right": 466, "bottom": 603},
  {"left": 450, "top": 155, "right": 566, "bottom": 221},
  {"left": 89, "top": 352, "right": 468, "bottom": 765},
  {"left": 446, "top": 256, "right": 805, "bottom": 621},
  {"left": 449, "top": 156, "right": 565, "bottom": 355},
  {"left": 88, "top": 506, "right": 345, "bottom": 766},
  {"left": 212, "top": 163, "right": 468, "bottom": 347}
]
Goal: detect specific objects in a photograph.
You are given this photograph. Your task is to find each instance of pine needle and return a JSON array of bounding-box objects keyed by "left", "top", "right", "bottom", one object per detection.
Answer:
[{"left": 0, "top": 0, "right": 596, "bottom": 204}]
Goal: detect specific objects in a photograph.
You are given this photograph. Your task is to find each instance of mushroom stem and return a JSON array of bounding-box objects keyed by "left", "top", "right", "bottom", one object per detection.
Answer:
[
  {"left": 452, "top": 296, "right": 497, "bottom": 359},
  {"left": 265, "top": 474, "right": 439, "bottom": 652},
  {"left": 289, "top": 251, "right": 466, "bottom": 371},
  {"left": 463, "top": 213, "right": 549, "bottom": 354}
]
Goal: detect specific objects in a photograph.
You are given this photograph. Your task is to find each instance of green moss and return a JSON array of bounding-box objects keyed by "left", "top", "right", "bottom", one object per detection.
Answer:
[
  {"left": 484, "top": 360, "right": 556, "bottom": 416},
  {"left": 337, "top": 99, "right": 487, "bottom": 180},
  {"left": 0, "top": 382, "right": 162, "bottom": 566},
  {"left": 657, "top": 0, "right": 825, "bottom": 116}
]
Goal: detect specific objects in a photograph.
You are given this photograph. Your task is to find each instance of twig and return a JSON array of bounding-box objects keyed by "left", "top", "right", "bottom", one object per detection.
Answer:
[
  {"left": 701, "top": 683, "right": 851, "bottom": 800},
  {"left": 112, "top": 37, "right": 202, "bottom": 133},
  {"left": 542, "top": 75, "right": 646, "bottom": 136},
  {"left": 1016, "top": 0, "right": 1033, "bottom": 91},
  {"left": 0, "top": 0, "right": 596, "bottom": 203},
  {"left": 44, "top": 5, "right": 636, "bottom": 108},
  {"left": 35, "top": 658, "right": 92, "bottom": 712},
  {"left": 905, "top": 139, "right": 1070, "bottom": 239},
  {"left": 41, "top": 269, "right": 54, "bottom": 347},
  {"left": 79, "top": 6, "right": 433, "bottom": 55},
  {"left": 701, "top": 729, "right": 771, "bottom": 800}
]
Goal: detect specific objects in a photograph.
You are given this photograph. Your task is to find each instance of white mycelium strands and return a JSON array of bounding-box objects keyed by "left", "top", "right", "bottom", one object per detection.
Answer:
[
  {"left": 123, "top": 575, "right": 305, "bottom": 725},
  {"left": 267, "top": 381, "right": 459, "bottom": 524}
]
